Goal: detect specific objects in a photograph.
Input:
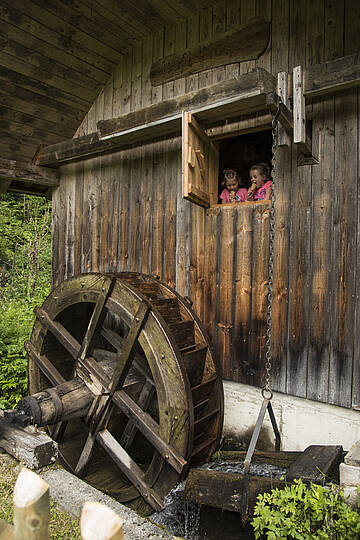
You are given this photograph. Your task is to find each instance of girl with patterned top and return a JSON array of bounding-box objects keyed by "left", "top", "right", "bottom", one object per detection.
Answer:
[
  {"left": 220, "top": 168, "right": 247, "bottom": 204},
  {"left": 247, "top": 163, "right": 272, "bottom": 202}
]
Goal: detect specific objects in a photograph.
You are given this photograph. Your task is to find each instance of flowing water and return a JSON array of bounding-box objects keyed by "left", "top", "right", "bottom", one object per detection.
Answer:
[{"left": 150, "top": 461, "right": 287, "bottom": 539}]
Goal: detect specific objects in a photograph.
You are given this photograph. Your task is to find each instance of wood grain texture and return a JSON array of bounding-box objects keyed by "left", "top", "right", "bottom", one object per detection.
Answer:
[
  {"left": 48, "top": 0, "right": 359, "bottom": 411},
  {"left": 150, "top": 18, "right": 270, "bottom": 85}
]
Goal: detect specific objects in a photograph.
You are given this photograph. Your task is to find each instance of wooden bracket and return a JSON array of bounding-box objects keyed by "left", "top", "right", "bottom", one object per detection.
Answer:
[
  {"left": 277, "top": 72, "right": 291, "bottom": 147},
  {"left": 267, "top": 74, "right": 318, "bottom": 166},
  {"left": 293, "top": 66, "right": 306, "bottom": 146},
  {"left": 293, "top": 65, "right": 319, "bottom": 165}
]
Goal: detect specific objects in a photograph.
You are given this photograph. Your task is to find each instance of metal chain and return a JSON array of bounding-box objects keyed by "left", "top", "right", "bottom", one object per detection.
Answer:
[{"left": 263, "top": 102, "right": 280, "bottom": 398}]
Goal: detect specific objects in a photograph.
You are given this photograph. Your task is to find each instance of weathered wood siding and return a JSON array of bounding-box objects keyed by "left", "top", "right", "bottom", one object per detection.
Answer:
[{"left": 52, "top": 0, "right": 360, "bottom": 409}]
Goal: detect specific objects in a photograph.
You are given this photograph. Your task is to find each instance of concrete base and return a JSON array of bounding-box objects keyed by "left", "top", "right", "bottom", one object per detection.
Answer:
[
  {"left": 40, "top": 468, "right": 173, "bottom": 540},
  {"left": 340, "top": 442, "right": 360, "bottom": 509},
  {"left": 223, "top": 381, "right": 360, "bottom": 451}
]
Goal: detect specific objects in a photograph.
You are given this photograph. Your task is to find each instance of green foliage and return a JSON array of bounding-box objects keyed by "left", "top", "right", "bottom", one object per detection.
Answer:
[
  {"left": 251, "top": 478, "right": 360, "bottom": 539},
  {"left": 0, "top": 193, "right": 51, "bottom": 408}
]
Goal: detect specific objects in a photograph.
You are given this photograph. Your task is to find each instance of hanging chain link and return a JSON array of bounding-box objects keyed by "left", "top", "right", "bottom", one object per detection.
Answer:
[{"left": 263, "top": 101, "right": 281, "bottom": 398}]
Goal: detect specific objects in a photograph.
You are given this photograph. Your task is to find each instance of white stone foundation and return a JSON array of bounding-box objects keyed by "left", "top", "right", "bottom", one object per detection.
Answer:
[{"left": 223, "top": 381, "right": 360, "bottom": 452}]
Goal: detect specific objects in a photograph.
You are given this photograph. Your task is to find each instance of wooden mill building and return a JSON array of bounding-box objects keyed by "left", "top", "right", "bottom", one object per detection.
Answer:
[{"left": 1, "top": 0, "right": 360, "bottom": 450}]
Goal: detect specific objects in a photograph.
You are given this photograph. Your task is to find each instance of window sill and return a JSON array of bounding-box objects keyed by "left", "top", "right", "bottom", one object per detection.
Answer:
[{"left": 212, "top": 200, "right": 271, "bottom": 208}]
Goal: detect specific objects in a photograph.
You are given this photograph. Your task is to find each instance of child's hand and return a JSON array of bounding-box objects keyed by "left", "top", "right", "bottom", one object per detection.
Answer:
[{"left": 247, "top": 189, "right": 254, "bottom": 201}]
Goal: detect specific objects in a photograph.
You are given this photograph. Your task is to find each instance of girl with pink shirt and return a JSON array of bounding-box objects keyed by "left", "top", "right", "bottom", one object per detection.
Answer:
[
  {"left": 247, "top": 163, "right": 272, "bottom": 202},
  {"left": 220, "top": 168, "right": 247, "bottom": 204}
]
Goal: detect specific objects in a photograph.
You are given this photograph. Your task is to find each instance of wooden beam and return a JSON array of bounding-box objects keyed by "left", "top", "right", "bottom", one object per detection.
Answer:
[
  {"left": 277, "top": 72, "right": 291, "bottom": 146},
  {"left": 0, "top": 411, "right": 58, "bottom": 469},
  {"left": 112, "top": 389, "right": 186, "bottom": 474},
  {"left": 150, "top": 19, "right": 270, "bottom": 86},
  {"left": 293, "top": 66, "right": 306, "bottom": 146},
  {"left": 185, "top": 469, "right": 285, "bottom": 514},
  {"left": 304, "top": 52, "right": 360, "bottom": 98},
  {"left": 37, "top": 70, "right": 275, "bottom": 167},
  {"left": 286, "top": 445, "right": 343, "bottom": 483},
  {"left": 0, "top": 179, "right": 11, "bottom": 194},
  {"left": 0, "top": 159, "right": 59, "bottom": 187},
  {"left": 99, "top": 69, "right": 275, "bottom": 137}
]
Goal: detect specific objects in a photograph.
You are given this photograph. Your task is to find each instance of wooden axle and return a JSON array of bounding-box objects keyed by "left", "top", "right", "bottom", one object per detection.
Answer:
[{"left": 16, "top": 377, "right": 94, "bottom": 427}]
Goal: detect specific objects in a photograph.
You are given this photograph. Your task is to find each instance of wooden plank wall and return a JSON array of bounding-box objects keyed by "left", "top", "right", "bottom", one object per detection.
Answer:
[{"left": 53, "top": 0, "right": 360, "bottom": 410}]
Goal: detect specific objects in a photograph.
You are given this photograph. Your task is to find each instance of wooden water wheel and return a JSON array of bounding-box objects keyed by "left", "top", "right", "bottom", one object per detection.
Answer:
[{"left": 22, "top": 273, "right": 223, "bottom": 514}]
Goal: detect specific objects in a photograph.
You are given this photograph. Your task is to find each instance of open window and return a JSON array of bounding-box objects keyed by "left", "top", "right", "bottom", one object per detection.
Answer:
[
  {"left": 217, "top": 129, "right": 272, "bottom": 203},
  {"left": 182, "top": 109, "right": 273, "bottom": 207}
]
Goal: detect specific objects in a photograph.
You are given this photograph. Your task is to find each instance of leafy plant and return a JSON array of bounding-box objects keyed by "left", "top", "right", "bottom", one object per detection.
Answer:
[
  {"left": 251, "top": 478, "right": 360, "bottom": 539},
  {"left": 0, "top": 193, "right": 51, "bottom": 409}
]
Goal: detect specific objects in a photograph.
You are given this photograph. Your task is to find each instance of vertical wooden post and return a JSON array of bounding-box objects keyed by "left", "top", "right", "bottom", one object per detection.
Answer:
[
  {"left": 277, "top": 72, "right": 291, "bottom": 146},
  {"left": 293, "top": 65, "right": 306, "bottom": 146},
  {"left": 80, "top": 502, "right": 125, "bottom": 540},
  {"left": 13, "top": 468, "right": 50, "bottom": 540}
]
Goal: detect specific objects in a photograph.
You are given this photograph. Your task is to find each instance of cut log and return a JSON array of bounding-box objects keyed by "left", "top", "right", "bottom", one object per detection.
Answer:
[
  {"left": 13, "top": 468, "right": 50, "bottom": 540},
  {"left": 0, "top": 411, "right": 58, "bottom": 469},
  {"left": 286, "top": 445, "right": 343, "bottom": 483},
  {"left": 184, "top": 469, "right": 284, "bottom": 514},
  {"left": 80, "top": 501, "right": 125, "bottom": 540},
  {"left": 0, "top": 519, "right": 13, "bottom": 539}
]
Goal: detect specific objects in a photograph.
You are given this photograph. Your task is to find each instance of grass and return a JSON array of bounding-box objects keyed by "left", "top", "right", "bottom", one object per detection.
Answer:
[{"left": 0, "top": 450, "right": 81, "bottom": 539}]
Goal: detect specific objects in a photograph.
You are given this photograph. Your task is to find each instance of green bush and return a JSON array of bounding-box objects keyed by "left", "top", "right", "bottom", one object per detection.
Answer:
[
  {"left": 251, "top": 478, "right": 360, "bottom": 540},
  {"left": 0, "top": 193, "right": 51, "bottom": 409}
]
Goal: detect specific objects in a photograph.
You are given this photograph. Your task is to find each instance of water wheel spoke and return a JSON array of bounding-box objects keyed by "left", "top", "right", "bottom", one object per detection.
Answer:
[
  {"left": 25, "top": 340, "right": 65, "bottom": 386},
  {"left": 113, "top": 389, "right": 186, "bottom": 474},
  {"left": 75, "top": 432, "right": 96, "bottom": 477},
  {"left": 120, "top": 379, "right": 155, "bottom": 450},
  {"left": 101, "top": 327, "right": 122, "bottom": 352},
  {"left": 96, "top": 428, "right": 164, "bottom": 512},
  {"left": 108, "top": 301, "right": 150, "bottom": 394},
  {"left": 50, "top": 420, "right": 68, "bottom": 443},
  {"left": 101, "top": 328, "right": 154, "bottom": 385},
  {"left": 34, "top": 307, "right": 80, "bottom": 359},
  {"left": 78, "top": 277, "right": 116, "bottom": 362}
]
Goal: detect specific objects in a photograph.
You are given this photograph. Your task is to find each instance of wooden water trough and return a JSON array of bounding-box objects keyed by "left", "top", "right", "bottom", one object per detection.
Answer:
[{"left": 184, "top": 445, "right": 344, "bottom": 515}]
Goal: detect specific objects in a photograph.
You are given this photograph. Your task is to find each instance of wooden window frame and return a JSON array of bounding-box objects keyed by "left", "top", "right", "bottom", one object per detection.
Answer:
[{"left": 182, "top": 111, "right": 274, "bottom": 208}]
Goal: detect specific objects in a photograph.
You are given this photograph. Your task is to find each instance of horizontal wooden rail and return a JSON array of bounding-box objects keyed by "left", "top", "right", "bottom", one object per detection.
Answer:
[{"left": 36, "top": 70, "right": 275, "bottom": 167}]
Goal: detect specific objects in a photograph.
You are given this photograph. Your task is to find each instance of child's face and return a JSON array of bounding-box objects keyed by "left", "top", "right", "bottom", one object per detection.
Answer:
[
  {"left": 250, "top": 168, "right": 266, "bottom": 188},
  {"left": 225, "top": 178, "right": 238, "bottom": 193}
]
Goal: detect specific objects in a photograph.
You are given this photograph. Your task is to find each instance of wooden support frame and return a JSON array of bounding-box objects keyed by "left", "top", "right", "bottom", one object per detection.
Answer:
[
  {"left": 277, "top": 72, "right": 291, "bottom": 147},
  {"left": 293, "top": 66, "right": 306, "bottom": 147},
  {"left": 266, "top": 92, "right": 317, "bottom": 164}
]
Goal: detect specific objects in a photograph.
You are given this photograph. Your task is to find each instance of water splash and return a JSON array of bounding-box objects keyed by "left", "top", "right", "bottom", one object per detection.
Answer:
[
  {"left": 150, "top": 459, "right": 287, "bottom": 539},
  {"left": 151, "top": 481, "right": 200, "bottom": 539}
]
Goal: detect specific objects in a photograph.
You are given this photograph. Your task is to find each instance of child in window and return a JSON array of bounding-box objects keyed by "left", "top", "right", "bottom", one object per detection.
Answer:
[
  {"left": 247, "top": 163, "right": 272, "bottom": 201},
  {"left": 220, "top": 168, "right": 247, "bottom": 204}
]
